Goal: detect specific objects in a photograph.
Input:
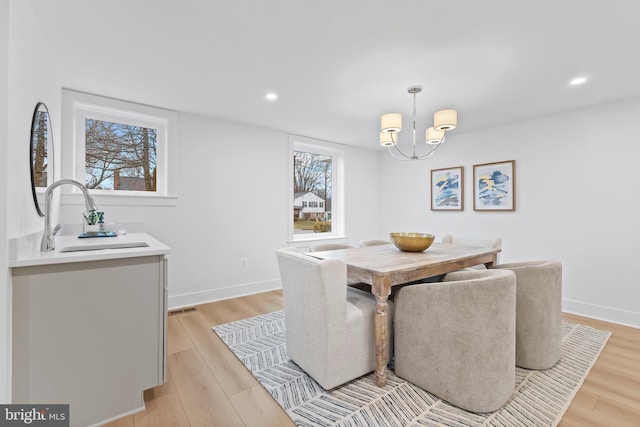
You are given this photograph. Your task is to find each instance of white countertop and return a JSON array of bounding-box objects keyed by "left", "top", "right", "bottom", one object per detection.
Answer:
[{"left": 9, "top": 232, "right": 171, "bottom": 268}]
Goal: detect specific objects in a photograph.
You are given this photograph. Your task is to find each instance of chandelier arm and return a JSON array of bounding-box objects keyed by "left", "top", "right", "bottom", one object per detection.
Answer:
[
  {"left": 386, "top": 145, "right": 413, "bottom": 160},
  {"left": 386, "top": 132, "right": 447, "bottom": 160},
  {"left": 388, "top": 132, "right": 415, "bottom": 160},
  {"left": 413, "top": 141, "right": 443, "bottom": 160}
]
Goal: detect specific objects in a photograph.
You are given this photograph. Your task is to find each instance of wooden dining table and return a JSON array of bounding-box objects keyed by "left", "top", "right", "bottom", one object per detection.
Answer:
[{"left": 307, "top": 242, "right": 501, "bottom": 387}]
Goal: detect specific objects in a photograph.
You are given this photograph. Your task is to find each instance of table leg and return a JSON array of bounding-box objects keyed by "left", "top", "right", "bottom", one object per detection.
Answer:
[
  {"left": 484, "top": 253, "right": 498, "bottom": 269},
  {"left": 372, "top": 276, "right": 391, "bottom": 387}
]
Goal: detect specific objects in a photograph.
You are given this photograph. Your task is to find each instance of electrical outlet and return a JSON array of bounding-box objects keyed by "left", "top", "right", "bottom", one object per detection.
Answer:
[{"left": 240, "top": 258, "right": 248, "bottom": 267}]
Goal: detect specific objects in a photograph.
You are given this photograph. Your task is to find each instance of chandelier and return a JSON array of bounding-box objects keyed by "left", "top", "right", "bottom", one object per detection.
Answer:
[{"left": 380, "top": 86, "right": 457, "bottom": 160}]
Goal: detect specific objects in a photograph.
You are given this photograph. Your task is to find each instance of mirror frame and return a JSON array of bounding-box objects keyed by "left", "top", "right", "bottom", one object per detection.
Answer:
[{"left": 30, "top": 102, "right": 54, "bottom": 217}]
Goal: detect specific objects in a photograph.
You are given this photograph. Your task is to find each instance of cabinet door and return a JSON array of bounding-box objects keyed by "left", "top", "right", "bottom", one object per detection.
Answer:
[{"left": 12, "top": 256, "right": 164, "bottom": 427}]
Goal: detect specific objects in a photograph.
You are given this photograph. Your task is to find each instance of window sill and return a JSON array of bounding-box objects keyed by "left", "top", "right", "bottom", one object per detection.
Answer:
[
  {"left": 288, "top": 235, "right": 349, "bottom": 245},
  {"left": 60, "top": 192, "right": 177, "bottom": 207}
]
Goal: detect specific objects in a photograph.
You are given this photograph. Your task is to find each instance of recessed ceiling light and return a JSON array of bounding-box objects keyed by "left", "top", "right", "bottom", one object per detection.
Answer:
[
  {"left": 265, "top": 92, "right": 278, "bottom": 101},
  {"left": 569, "top": 77, "right": 587, "bottom": 86}
]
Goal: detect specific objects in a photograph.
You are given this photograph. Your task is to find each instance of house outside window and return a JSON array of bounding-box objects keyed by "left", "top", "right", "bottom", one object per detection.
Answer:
[{"left": 289, "top": 135, "right": 344, "bottom": 241}]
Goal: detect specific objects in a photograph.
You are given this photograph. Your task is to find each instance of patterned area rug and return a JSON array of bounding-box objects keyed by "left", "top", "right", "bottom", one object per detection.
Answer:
[{"left": 213, "top": 311, "right": 610, "bottom": 426}]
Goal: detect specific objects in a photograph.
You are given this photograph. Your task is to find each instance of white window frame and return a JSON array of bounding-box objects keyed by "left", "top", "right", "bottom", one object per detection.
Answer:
[
  {"left": 288, "top": 135, "right": 345, "bottom": 242},
  {"left": 61, "top": 89, "right": 177, "bottom": 206}
]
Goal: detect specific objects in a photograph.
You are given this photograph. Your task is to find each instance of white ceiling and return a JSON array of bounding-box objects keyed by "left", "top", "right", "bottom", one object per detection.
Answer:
[{"left": 30, "top": 0, "right": 640, "bottom": 149}]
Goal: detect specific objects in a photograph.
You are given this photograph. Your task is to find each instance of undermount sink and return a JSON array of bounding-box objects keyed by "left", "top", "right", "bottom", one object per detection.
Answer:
[{"left": 59, "top": 242, "right": 149, "bottom": 253}]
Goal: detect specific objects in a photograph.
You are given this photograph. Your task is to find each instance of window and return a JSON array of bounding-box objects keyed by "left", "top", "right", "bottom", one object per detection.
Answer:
[
  {"left": 62, "top": 89, "right": 177, "bottom": 202},
  {"left": 85, "top": 118, "right": 157, "bottom": 191},
  {"left": 289, "top": 135, "right": 344, "bottom": 241}
]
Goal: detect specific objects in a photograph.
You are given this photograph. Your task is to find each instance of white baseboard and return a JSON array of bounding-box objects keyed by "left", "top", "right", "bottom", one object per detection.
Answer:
[
  {"left": 563, "top": 298, "right": 640, "bottom": 329},
  {"left": 168, "top": 279, "right": 282, "bottom": 310},
  {"left": 169, "top": 290, "right": 640, "bottom": 329}
]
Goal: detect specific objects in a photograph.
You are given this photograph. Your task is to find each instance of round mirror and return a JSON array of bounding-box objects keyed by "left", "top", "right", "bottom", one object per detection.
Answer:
[{"left": 30, "top": 102, "right": 54, "bottom": 216}]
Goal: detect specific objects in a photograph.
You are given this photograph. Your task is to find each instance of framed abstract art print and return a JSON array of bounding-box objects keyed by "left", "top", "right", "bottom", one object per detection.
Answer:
[
  {"left": 473, "top": 160, "right": 515, "bottom": 211},
  {"left": 431, "top": 166, "right": 464, "bottom": 211}
]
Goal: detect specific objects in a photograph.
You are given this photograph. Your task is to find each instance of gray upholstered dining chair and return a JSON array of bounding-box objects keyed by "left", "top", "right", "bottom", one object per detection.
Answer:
[
  {"left": 441, "top": 234, "right": 502, "bottom": 267},
  {"left": 275, "top": 247, "right": 393, "bottom": 390},
  {"left": 358, "top": 239, "right": 391, "bottom": 247},
  {"left": 308, "top": 243, "right": 368, "bottom": 289},
  {"left": 490, "top": 260, "right": 562, "bottom": 369},
  {"left": 309, "top": 243, "right": 354, "bottom": 252},
  {"left": 394, "top": 269, "right": 516, "bottom": 413}
]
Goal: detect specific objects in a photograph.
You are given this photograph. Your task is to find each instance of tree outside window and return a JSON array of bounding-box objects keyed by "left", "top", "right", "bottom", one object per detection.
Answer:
[
  {"left": 85, "top": 118, "right": 157, "bottom": 191},
  {"left": 293, "top": 150, "right": 332, "bottom": 234},
  {"left": 31, "top": 108, "right": 49, "bottom": 187},
  {"left": 63, "top": 89, "right": 176, "bottom": 202}
]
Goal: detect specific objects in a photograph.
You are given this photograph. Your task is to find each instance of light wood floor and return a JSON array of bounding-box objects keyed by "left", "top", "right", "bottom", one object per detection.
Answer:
[{"left": 106, "top": 290, "right": 640, "bottom": 427}]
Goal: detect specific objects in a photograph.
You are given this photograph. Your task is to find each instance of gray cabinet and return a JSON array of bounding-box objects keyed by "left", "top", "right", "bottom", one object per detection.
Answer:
[{"left": 12, "top": 255, "right": 167, "bottom": 427}]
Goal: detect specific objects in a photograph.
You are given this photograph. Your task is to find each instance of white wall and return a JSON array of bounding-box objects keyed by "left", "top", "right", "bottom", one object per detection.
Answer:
[
  {"left": 380, "top": 96, "right": 640, "bottom": 327},
  {"left": 1, "top": 0, "right": 10, "bottom": 404},
  {"left": 2, "top": 0, "right": 62, "bottom": 402},
  {"left": 6, "top": 3, "right": 60, "bottom": 238},
  {"left": 165, "top": 114, "right": 290, "bottom": 306},
  {"left": 57, "top": 112, "right": 382, "bottom": 308}
]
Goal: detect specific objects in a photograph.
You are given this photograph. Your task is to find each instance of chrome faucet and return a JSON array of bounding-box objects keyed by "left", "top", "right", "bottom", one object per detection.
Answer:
[{"left": 41, "top": 179, "right": 98, "bottom": 251}]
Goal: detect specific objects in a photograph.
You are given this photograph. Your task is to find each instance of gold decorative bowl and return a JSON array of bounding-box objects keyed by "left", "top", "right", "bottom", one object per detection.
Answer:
[{"left": 389, "top": 232, "right": 436, "bottom": 252}]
